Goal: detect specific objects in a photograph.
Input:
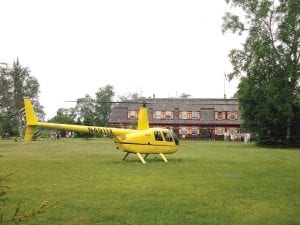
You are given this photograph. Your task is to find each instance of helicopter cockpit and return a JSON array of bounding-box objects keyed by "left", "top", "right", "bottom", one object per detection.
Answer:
[{"left": 154, "top": 130, "right": 179, "bottom": 145}]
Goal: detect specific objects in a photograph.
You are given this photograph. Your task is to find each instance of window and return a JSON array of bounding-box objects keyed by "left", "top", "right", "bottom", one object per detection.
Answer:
[
  {"left": 215, "top": 112, "right": 223, "bottom": 120},
  {"left": 165, "top": 111, "right": 173, "bottom": 119},
  {"left": 225, "top": 111, "right": 230, "bottom": 120},
  {"left": 154, "top": 130, "right": 163, "bottom": 141},
  {"left": 159, "top": 111, "right": 173, "bottom": 119},
  {"left": 180, "top": 126, "right": 192, "bottom": 135},
  {"left": 163, "top": 131, "right": 173, "bottom": 142},
  {"left": 128, "top": 110, "right": 138, "bottom": 119},
  {"left": 216, "top": 127, "right": 223, "bottom": 135},
  {"left": 181, "top": 111, "right": 188, "bottom": 119},
  {"left": 180, "top": 127, "right": 187, "bottom": 135},
  {"left": 192, "top": 111, "right": 200, "bottom": 119},
  {"left": 187, "top": 111, "right": 192, "bottom": 119},
  {"left": 235, "top": 111, "right": 238, "bottom": 120},
  {"left": 191, "top": 127, "right": 199, "bottom": 135},
  {"left": 230, "top": 112, "right": 235, "bottom": 120},
  {"left": 153, "top": 111, "right": 161, "bottom": 119},
  {"left": 180, "top": 111, "right": 195, "bottom": 119},
  {"left": 201, "top": 109, "right": 214, "bottom": 120}
]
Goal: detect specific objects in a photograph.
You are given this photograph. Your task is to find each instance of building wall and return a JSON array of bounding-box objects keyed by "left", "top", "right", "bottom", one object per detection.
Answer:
[{"left": 108, "top": 98, "right": 240, "bottom": 139}]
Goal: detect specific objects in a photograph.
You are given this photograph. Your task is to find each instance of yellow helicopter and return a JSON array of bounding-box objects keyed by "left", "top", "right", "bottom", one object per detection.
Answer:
[{"left": 23, "top": 98, "right": 179, "bottom": 163}]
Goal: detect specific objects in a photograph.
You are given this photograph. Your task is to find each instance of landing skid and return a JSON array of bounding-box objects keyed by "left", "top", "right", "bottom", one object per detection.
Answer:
[
  {"left": 122, "top": 152, "right": 168, "bottom": 164},
  {"left": 122, "top": 152, "right": 130, "bottom": 161}
]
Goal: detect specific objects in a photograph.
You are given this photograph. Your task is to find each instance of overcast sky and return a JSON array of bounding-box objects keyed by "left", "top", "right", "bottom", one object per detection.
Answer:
[{"left": 1, "top": 0, "right": 242, "bottom": 119}]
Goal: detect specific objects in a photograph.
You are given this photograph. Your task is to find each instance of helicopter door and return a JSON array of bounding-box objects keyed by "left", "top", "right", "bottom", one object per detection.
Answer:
[
  {"left": 154, "top": 130, "right": 163, "bottom": 141},
  {"left": 162, "top": 131, "right": 173, "bottom": 142}
]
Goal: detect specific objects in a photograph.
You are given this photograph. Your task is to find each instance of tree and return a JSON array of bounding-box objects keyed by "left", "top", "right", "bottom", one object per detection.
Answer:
[
  {"left": 50, "top": 108, "right": 76, "bottom": 124},
  {"left": 223, "top": 0, "right": 300, "bottom": 146},
  {"left": 94, "top": 85, "right": 115, "bottom": 127},
  {"left": 0, "top": 63, "right": 14, "bottom": 138},
  {"left": 72, "top": 86, "right": 115, "bottom": 138},
  {"left": 74, "top": 94, "right": 95, "bottom": 126},
  {"left": 49, "top": 108, "right": 76, "bottom": 137},
  {"left": 74, "top": 94, "right": 96, "bottom": 138},
  {"left": 0, "top": 59, "right": 44, "bottom": 138}
]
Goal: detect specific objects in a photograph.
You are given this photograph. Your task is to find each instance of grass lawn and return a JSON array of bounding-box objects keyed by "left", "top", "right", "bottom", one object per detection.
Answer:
[{"left": 0, "top": 138, "right": 299, "bottom": 225}]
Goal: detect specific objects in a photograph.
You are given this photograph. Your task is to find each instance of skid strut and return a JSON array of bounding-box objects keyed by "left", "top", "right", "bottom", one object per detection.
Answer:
[
  {"left": 122, "top": 152, "right": 168, "bottom": 164},
  {"left": 159, "top": 153, "right": 168, "bottom": 163},
  {"left": 122, "top": 152, "right": 130, "bottom": 161},
  {"left": 136, "top": 153, "right": 146, "bottom": 164}
]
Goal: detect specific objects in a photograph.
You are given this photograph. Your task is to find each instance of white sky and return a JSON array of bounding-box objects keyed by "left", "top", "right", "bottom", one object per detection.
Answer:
[{"left": 0, "top": 0, "right": 242, "bottom": 119}]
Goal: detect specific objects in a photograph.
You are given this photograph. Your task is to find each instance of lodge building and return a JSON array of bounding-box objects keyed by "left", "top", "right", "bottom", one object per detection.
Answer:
[{"left": 108, "top": 98, "right": 240, "bottom": 139}]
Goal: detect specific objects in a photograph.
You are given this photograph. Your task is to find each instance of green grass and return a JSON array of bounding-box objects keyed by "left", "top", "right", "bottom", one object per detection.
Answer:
[{"left": 0, "top": 139, "right": 300, "bottom": 225}]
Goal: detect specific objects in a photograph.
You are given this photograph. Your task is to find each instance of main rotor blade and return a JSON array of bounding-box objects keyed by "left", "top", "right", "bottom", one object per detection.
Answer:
[
  {"left": 64, "top": 100, "right": 154, "bottom": 105},
  {"left": 64, "top": 100, "right": 131, "bottom": 103}
]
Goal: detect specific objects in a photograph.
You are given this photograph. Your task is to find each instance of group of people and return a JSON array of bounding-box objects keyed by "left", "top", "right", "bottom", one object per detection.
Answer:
[
  {"left": 224, "top": 131, "right": 251, "bottom": 143},
  {"left": 50, "top": 131, "right": 74, "bottom": 140},
  {"left": 50, "top": 132, "right": 61, "bottom": 140}
]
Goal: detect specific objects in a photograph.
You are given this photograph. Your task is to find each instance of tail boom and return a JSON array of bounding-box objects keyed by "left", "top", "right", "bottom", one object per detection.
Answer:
[{"left": 23, "top": 98, "right": 131, "bottom": 141}]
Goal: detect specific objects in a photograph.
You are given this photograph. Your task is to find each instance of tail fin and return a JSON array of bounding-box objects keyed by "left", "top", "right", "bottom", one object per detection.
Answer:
[
  {"left": 24, "top": 98, "right": 38, "bottom": 141},
  {"left": 137, "top": 107, "right": 149, "bottom": 130}
]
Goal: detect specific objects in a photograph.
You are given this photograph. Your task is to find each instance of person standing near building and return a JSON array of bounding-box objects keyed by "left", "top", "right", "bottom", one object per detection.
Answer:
[
  {"left": 209, "top": 130, "right": 215, "bottom": 142},
  {"left": 211, "top": 131, "right": 215, "bottom": 142},
  {"left": 244, "top": 132, "right": 251, "bottom": 143}
]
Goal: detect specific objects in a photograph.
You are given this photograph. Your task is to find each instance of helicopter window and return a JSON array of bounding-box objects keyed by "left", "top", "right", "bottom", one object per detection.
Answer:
[
  {"left": 163, "top": 131, "right": 173, "bottom": 142},
  {"left": 154, "top": 131, "right": 163, "bottom": 141}
]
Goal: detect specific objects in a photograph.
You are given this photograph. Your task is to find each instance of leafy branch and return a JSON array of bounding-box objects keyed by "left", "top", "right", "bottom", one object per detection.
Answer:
[{"left": 0, "top": 173, "right": 57, "bottom": 224}]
